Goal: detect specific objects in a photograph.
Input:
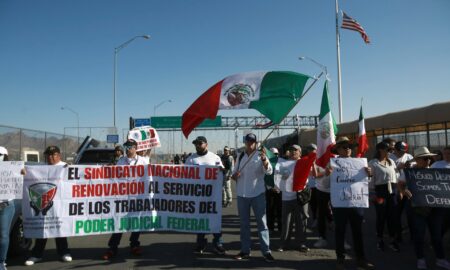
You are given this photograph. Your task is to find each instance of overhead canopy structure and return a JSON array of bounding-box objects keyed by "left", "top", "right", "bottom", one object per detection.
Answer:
[{"left": 287, "top": 101, "right": 450, "bottom": 149}]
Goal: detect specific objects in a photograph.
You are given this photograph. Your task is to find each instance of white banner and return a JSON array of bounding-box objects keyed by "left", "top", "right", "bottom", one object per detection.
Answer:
[
  {"left": 0, "top": 161, "right": 24, "bottom": 200},
  {"left": 128, "top": 126, "right": 161, "bottom": 151},
  {"left": 330, "top": 158, "right": 369, "bottom": 208},
  {"left": 274, "top": 158, "right": 295, "bottom": 192},
  {"left": 22, "top": 164, "right": 222, "bottom": 238}
]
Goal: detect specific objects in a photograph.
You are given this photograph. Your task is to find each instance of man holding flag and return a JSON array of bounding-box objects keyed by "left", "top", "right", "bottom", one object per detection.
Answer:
[{"left": 231, "top": 133, "right": 274, "bottom": 262}]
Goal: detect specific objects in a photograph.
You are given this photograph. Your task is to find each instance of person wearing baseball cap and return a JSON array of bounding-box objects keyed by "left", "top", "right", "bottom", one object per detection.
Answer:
[
  {"left": 185, "top": 136, "right": 227, "bottom": 255},
  {"left": 232, "top": 133, "right": 275, "bottom": 262},
  {"left": 102, "top": 139, "right": 148, "bottom": 260},
  {"left": 221, "top": 146, "right": 234, "bottom": 208},
  {"left": 277, "top": 144, "right": 310, "bottom": 253},
  {"left": 390, "top": 141, "right": 414, "bottom": 244},
  {"left": 26, "top": 145, "right": 71, "bottom": 266}
]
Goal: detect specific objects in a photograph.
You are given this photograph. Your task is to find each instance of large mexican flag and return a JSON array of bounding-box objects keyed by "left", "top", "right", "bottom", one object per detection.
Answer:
[{"left": 182, "top": 71, "right": 311, "bottom": 137}]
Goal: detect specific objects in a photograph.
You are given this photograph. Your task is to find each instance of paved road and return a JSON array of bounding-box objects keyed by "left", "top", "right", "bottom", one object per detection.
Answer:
[{"left": 6, "top": 183, "right": 450, "bottom": 270}]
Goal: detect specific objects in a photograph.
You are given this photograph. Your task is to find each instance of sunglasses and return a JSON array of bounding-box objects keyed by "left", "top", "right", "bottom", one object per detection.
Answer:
[
  {"left": 338, "top": 145, "right": 351, "bottom": 150},
  {"left": 124, "top": 145, "right": 136, "bottom": 150}
]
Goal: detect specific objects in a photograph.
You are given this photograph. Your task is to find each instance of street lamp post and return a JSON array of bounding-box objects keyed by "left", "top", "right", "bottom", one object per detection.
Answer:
[
  {"left": 113, "top": 35, "right": 150, "bottom": 130},
  {"left": 153, "top": 99, "right": 172, "bottom": 116},
  {"left": 61, "top": 106, "right": 80, "bottom": 146}
]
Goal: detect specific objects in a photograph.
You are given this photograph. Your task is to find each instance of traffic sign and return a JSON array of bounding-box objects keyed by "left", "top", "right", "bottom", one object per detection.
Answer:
[
  {"left": 150, "top": 116, "right": 221, "bottom": 129},
  {"left": 107, "top": 134, "right": 119, "bottom": 144},
  {"left": 134, "top": 118, "right": 151, "bottom": 127}
]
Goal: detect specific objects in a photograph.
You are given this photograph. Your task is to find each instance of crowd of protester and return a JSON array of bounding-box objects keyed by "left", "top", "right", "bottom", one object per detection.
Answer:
[{"left": 1, "top": 136, "right": 450, "bottom": 270}]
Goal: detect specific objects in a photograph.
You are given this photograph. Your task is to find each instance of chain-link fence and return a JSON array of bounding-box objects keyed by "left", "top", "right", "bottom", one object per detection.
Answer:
[{"left": 0, "top": 125, "right": 79, "bottom": 163}]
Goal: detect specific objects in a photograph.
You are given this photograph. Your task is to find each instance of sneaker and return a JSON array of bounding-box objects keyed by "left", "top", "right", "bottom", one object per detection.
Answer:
[
  {"left": 299, "top": 244, "right": 310, "bottom": 252},
  {"left": 436, "top": 259, "right": 450, "bottom": 270},
  {"left": 389, "top": 241, "right": 400, "bottom": 252},
  {"left": 102, "top": 250, "right": 116, "bottom": 260},
  {"left": 130, "top": 246, "right": 142, "bottom": 256},
  {"left": 212, "top": 245, "right": 227, "bottom": 255},
  {"left": 377, "top": 239, "right": 385, "bottom": 251},
  {"left": 417, "top": 258, "right": 427, "bottom": 270},
  {"left": 24, "top": 257, "right": 42, "bottom": 266},
  {"left": 61, "top": 254, "right": 72, "bottom": 262},
  {"left": 356, "top": 258, "right": 375, "bottom": 270},
  {"left": 194, "top": 245, "right": 205, "bottom": 254},
  {"left": 0, "top": 263, "right": 6, "bottom": 270},
  {"left": 276, "top": 247, "right": 284, "bottom": 252},
  {"left": 314, "top": 238, "right": 328, "bottom": 248},
  {"left": 234, "top": 252, "right": 250, "bottom": 260},
  {"left": 263, "top": 252, "right": 275, "bottom": 263}
]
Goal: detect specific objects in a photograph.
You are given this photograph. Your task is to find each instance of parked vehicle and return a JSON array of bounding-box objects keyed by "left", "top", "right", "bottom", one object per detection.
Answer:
[
  {"left": 75, "top": 136, "right": 115, "bottom": 165},
  {"left": 8, "top": 200, "right": 32, "bottom": 256}
]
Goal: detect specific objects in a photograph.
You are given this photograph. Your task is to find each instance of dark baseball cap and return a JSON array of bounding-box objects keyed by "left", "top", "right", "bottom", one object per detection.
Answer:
[
  {"left": 192, "top": 136, "right": 207, "bottom": 144},
  {"left": 244, "top": 133, "right": 257, "bottom": 142},
  {"left": 395, "top": 141, "right": 408, "bottom": 152},
  {"left": 123, "top": 139, "right": 137, "bottom": 147},
  {"left": 44, "top": 146, "right": 60, "bottom": 155}
]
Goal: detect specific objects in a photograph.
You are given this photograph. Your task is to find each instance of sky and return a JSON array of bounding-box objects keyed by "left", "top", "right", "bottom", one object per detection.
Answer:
[{"left": 0, "top": 0, "right": 449, "bottom": 151}]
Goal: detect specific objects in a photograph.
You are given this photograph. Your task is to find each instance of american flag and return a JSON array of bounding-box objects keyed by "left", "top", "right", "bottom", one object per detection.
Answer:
[{"left": 341, "top": 12, "right": 370, "bottom": 44}]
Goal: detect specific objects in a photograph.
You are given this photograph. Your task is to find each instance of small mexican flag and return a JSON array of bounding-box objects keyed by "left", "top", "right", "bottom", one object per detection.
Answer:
[
  {"left": 182, "top": 71, "right": 311, "bottom": 137},
  {"left": 316, "top": 81, "right": 338, "bottom": 168},
  {"left": 356, "top": 105, "right": 369, "bottom": 157}
]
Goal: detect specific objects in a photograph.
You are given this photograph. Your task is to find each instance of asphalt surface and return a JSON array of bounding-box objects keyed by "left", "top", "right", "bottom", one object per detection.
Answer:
[{"left": 6, "top": 182, "right": 450, "bottom": 270}]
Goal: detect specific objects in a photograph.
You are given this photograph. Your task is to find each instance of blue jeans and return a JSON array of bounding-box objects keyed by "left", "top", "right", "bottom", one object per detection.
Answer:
[
  {"left": 237, "top": 192, "right": 270, "bottom": 255},
  {"left": 0, "top": 201, "right": 15, "bottom": 264},
  {"left": 412, "top": 207, "right": 445, "bottom": 259}
]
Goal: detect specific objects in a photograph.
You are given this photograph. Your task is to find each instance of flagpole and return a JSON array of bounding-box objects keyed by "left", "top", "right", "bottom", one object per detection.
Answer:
[
  {"left": 235, "top": 71, "right": 324, "bottom": 173},
  {"left": 335, "top": 0, "right": 343, "bottom": 123}
]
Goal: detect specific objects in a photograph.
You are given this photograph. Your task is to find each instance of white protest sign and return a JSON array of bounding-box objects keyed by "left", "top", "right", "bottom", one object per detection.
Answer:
[
  {"left": 330, "top": 158, "right": 369, "bottom": 208},
  {"left": 274, "top": 158, "right": 295, "bottom": 192},
  {"left": 0, "top": 161, "right": 24, "bottom": 200},
  {"left": 22, "top": 164, "right": 222, "bottom": 238},
  {"left": 128, "top": 126, "right": 161, "bottom": 151}
]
